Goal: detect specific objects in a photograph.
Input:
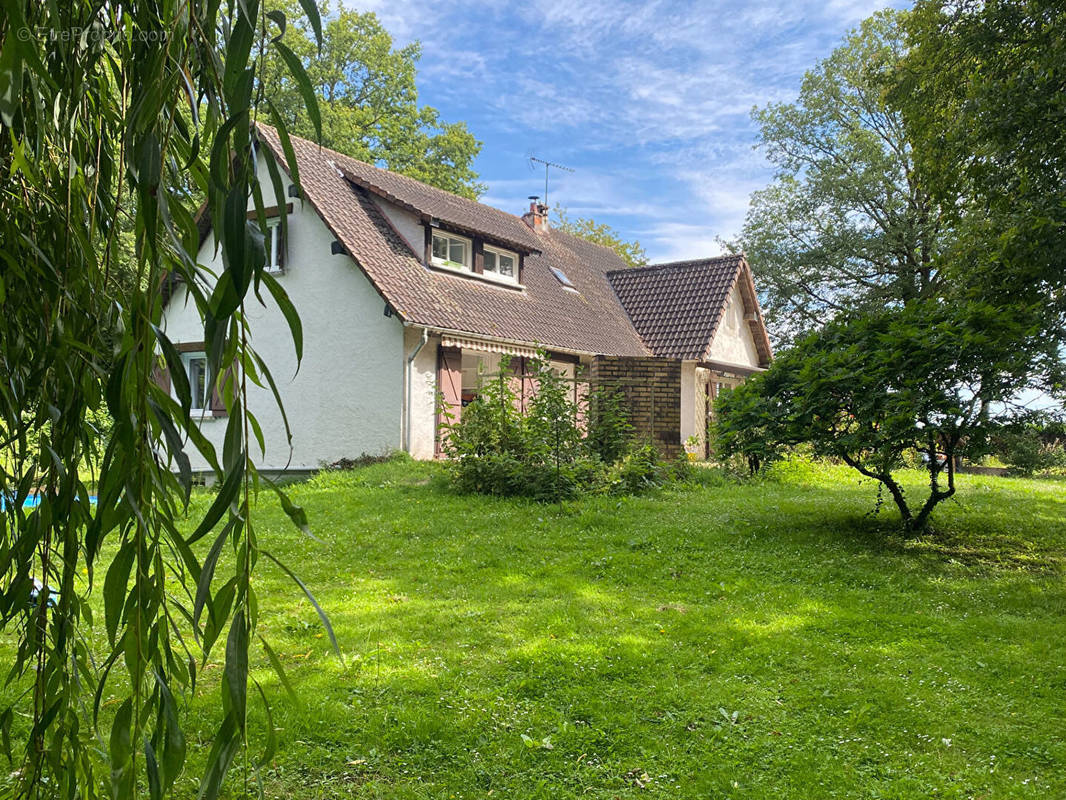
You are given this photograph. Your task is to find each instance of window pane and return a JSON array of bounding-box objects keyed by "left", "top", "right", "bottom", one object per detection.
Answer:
[
  {"left": 498, "top": 253, "right": 515, "bottom": 276},
  {"left": 483, "top": 250, "right": 496, "bottom": 271},
  {"left": 188, "top": 357, "right": 208, "bottom": 409},
  {"left": 432, "top": 235, "right": 448, "bottom": 260},
  {"left": 449, "top": 239, "right": 466, "bottom": 264},
  {"left": 267, "top": 224, "right": 279, "bottom": 268}
]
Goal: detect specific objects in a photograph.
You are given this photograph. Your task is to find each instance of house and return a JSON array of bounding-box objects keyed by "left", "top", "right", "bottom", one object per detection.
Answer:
[{"left": 159, "top": 125, "right": 772, "bottom": 474}]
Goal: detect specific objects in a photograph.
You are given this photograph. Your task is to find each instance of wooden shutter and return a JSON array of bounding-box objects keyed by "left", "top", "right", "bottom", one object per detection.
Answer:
[
  {"left": 276, "top": 218, "right": 287, "bottom": 270},
  {"left": 435, "top": 346, "right": 462, "bottom": 456},
  {"left": 210, "top": 367, "right": 232, "bottom": 417},
  {"left": 152, "top": 362, "right": 171, "bottom": 394}
]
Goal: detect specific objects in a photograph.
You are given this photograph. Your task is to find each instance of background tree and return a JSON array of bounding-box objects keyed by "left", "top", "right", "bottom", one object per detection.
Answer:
[
  {"left": 740, "top": 11, "right": 949, "bottom": 346},
  {"left": 261, "top": 0, "right": 485, "bottom": 198},
  {"left": 554, "top": 206, "right": 648, "bottom": 268},
  {"left": 893, "top": 0, "right": 1066, "bottom": 395},
  {"left": 0, "top": 1, "right": 324, "bottom": 797}
]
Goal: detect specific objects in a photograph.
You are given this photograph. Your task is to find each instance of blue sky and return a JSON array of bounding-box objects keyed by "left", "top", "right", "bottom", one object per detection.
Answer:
[{"left": 353, "top": 0, "right": 904, "bottom": 262}]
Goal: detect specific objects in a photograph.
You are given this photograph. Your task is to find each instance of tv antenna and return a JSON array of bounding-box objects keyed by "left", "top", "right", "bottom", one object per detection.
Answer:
[{"left": 529, "top": 156, "right": 574, "bottom": 209}]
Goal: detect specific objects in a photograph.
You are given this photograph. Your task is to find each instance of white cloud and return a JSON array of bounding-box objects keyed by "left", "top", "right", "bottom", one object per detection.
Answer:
[{"left": 339, "top": 0, "right": 909, "bottom": 258}]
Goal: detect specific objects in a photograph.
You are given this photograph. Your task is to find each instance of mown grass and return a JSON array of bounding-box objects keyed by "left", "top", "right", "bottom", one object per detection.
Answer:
[{"left": 10, "top": 458, "right": 1066, "bottom": 798}]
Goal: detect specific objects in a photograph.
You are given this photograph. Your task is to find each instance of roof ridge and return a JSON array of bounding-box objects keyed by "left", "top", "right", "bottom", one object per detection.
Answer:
[{"left": 606, "top": 253, "right": 743, "bottom": 278}]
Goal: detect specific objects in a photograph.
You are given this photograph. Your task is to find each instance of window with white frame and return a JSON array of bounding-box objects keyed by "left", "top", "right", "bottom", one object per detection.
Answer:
[
  {"left": 182, "top": 351, "right": 210, "bottom": 410},
  {"left": 483, "top": 244, "right": 517, "bottom": 281},
  {"left": 265, "top": 217, "right": 283, "bottom": 272},
  {"left": 431, "top": 231, "right": 471, "bottom": 270}
]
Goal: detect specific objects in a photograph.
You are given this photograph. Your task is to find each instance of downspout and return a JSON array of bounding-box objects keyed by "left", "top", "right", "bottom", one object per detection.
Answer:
[{"left": 404, "top": 327, "right": 430, "bottom": 454}]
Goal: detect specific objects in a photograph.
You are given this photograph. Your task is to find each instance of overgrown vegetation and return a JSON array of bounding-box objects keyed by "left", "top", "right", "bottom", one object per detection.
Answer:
[
  {"left": 443, "top": 357, "right": 682, "bottom": 500},
  {"left": 992, "top": 414, "right": 1066, "bottom": 477}
]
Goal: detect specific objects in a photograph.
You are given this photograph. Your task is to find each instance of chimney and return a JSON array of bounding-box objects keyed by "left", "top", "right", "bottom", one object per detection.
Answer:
[{"left": 521, "top": 196, "right": 549, "bottom": 232}]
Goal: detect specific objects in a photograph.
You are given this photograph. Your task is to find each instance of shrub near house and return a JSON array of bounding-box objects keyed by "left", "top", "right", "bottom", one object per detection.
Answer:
[{"left": 443, "top": 356, "right": 681, "bottom": 500}]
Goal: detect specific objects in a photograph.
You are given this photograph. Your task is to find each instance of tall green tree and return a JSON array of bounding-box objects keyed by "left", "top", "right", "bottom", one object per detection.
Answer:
[
  {"left": 894, "top": 0, "right": 1066, "bottom": 394},
  {"left": 740, "top": 11, "right": 949, "bottom": 345},
  {"left": 261, "top": 0, "right": 485, "bottom": 198},
  {"left": 554, "top": 206, "right": 647, "bottom": 268},
  {"left": 0, "top": 1, "right": 325, "bottom": 797}
]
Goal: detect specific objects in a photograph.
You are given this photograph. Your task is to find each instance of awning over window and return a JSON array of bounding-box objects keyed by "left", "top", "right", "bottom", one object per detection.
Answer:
[{"left": 441, "top": 335, "right": 538, "bottom": 359}]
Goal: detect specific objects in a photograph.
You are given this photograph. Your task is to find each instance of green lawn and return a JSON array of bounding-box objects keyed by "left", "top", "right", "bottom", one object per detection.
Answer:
[{"left": 16, "top": 459, "right": 1066, "bottom": 798}]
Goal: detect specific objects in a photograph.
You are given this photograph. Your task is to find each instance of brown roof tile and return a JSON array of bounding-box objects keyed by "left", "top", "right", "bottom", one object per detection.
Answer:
[
  {"left": 254, "top": 124, "right": 649, "bottom": 357},
  {"left": 608, "top": 256, "right": 765, "bottom": 361},
  {"left": 336, "top": 161, "right": 543, "bottom": 254}
]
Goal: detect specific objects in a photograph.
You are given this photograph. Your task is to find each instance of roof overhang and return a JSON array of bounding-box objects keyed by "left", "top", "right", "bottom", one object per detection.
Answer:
[
  {"left": 701, "top": 255, "right": 773, "bottom": 367},
  {"left": 410, "top": 323, "right": 610, "bottom": 360},
  {"left": 697, "top": 359, "right": 765, "bottom": 377}
]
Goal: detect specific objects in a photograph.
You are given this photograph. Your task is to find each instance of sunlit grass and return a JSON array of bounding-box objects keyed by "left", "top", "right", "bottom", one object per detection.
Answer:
[{"left": 9, "top": 457, "right": 1066, "bottom": 798}]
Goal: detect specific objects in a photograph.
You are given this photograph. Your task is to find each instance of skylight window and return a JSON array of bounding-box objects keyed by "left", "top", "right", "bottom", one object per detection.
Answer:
[{"left": 550, "top": 266, "right": 576, "bottom": 289}]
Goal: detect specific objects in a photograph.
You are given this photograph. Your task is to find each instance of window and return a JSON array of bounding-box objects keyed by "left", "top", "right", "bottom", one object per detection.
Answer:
[
  {"left": 431, "top": 232, "right": 470, "bottom": 270},
  {"left": 265, "top": 218, "right": 283, "bottom": 272},
  {"left": 483, "top": 245, "right": 517, "bottom": 281},
  {"left": 182, "top": 351, "right": 210, "bottom": 410},
  {"left": 550, "top": 266, "right": 576, "bottom": 289}
]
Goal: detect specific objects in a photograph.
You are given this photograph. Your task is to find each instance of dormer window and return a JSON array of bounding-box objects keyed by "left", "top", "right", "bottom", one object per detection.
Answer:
[
  {"left": 483, "top": 245, "right": 517, "bottom": 282},
  {"left": 431, "top": 232, "right": 471, "bottom": 270}
]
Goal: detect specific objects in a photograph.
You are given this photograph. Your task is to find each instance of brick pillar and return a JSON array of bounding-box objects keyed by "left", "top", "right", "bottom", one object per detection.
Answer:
[
  {"left": 436, "top": 346, "right": 462, "bottom": 456},
  {"left": 589, "top": 355, "right": 682, "bottom": 459}
]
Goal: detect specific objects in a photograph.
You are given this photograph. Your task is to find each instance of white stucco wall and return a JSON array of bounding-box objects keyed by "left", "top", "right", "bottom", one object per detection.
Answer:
[
  {"left": 680, "top": 361, "right": 696, "bottom": 451},
  {"left": 161, "top": 152, "right": 405, "bottom": 471},
  {"left": 404, "top": 329, "right": 439, "bottom": 460},
  {"left": 681, "top": 362, "right": 714, "bottom": 457},
  {"left": 707, "top": 284, "right": 762, "bottom": 369},
  {"left": 372, "top": 196, "right": 423, "bottom": 258}
]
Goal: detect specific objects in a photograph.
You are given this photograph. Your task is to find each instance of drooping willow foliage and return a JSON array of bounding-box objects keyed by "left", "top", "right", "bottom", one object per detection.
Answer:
[{"left": 0, "top": 1, "right": 327, "bottom": 796}]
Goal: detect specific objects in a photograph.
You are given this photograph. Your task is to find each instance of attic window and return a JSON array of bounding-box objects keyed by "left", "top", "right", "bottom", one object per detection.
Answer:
[
  {"left": 483, "top": 244, "right": 517, "bottom": 283},
  {"left": 550, "top": 266, "right": 576, "bottom": 289},
  {"left": 431, "top": 232, "right": 470, "bottom": 270}
]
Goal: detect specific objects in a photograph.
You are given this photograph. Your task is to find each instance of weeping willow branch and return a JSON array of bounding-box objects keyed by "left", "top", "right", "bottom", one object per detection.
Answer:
[{"left": 0, "top": 1, "right": 328, "bottom": 797}]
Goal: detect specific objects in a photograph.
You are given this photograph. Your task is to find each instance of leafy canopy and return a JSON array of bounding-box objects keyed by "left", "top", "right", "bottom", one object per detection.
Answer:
[
  {"left": 261, "top": 0, "right": 486, "bottom": 199},
  {"left": 716, "top": 301, "right": 1039, "bottom": 531},
  {"left": 893, "top": 0, "right": 1066, "bottom": 393},
  {"left": 554, "top": 206, "right": 648, "bottom": 268},
  {"left": 740, "top": 11, "right": 948, "bottom": 346}
]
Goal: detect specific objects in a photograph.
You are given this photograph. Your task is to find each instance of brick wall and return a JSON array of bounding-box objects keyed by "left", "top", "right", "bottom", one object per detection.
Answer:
[{"left": 589, "top": 356, "right": 682, "bottom": 459}]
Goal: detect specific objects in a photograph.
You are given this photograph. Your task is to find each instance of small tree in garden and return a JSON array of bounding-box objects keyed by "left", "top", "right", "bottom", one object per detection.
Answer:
[
  {"left": 994, "top": 414, "right": 1066, "bottom": 477},
  {"left": 716, "top": 302, "right": 1040, "bottom": 532}
]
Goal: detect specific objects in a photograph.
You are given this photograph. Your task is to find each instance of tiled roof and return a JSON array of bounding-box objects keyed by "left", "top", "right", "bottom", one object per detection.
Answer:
[
  {"left": 608, "top": 256, "right": 766, "bottom": 361},
  {"left": 336, "top": 161, "right": 543, "bottom": 254},
  {"left": 253, "top": 124, "right": 650, "bottom": 357}
]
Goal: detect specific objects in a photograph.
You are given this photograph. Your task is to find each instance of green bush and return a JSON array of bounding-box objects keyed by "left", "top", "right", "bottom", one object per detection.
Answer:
[
  {"left": 443, "top": 355, "right": 674, "bottom": 501},
  {"left": 997, "top": 427, "right": 1066, "bottom": 477}
]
